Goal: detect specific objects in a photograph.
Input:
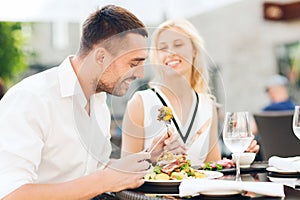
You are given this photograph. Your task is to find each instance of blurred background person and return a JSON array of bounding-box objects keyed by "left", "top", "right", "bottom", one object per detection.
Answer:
[
  {"left": 263, "top": 74, "right": 296, "bottom": 111},
  {"left": 251, "top": 74, "right": 296, "bottom": 161}
]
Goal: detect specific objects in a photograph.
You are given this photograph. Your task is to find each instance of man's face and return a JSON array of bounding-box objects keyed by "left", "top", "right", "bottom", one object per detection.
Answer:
[
  {"left": 97, "top": 33, "right": 148, "bottom": 96},
  {"left": 267, "top": 85, "right": 288, "bottom": 103}
]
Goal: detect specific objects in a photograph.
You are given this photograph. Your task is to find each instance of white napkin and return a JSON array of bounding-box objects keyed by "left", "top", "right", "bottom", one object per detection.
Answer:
[
  {"left": 268, "top": 156, "right": 300, "bottom": 172},
  {"left": 179, "top": 179, "right": 285, "bottom": 197},
  {"left": 268, "top": 177, "right": 300, "bottom": 189}
]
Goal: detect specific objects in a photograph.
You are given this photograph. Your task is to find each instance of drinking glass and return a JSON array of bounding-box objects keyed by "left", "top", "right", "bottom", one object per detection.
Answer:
[
  {"left": 293, "top": 106, "right": 300, "bottom": 140},
  {"left": 222, "top": 111, "right": 253, "bottom": 181}
]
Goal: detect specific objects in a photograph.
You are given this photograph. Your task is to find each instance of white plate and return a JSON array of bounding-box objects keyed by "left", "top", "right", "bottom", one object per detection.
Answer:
[
  {"left": 266, "top": 166, "right": 299, "bottom": 174},
  {"left": 198, "top": 170, "right": 224, "bottom": 179},
  {"left": 145, "top": 170, "right": 223, "bottom": 184},
  {"left": 240, "top": 164, "right": 250, "bottom": 168},
  {"left": 200, "top": 189, "right": 242, "bottom": 196}
]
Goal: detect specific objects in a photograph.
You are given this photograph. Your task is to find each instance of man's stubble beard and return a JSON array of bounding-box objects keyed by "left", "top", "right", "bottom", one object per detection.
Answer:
[{"left": 96, "top": 79, "right": 125, "bottom": 96}]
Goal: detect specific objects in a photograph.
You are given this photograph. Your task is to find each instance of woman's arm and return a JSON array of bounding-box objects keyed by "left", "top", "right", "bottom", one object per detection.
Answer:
[
  {"left": 204, "top": 105, "right": 221, "bottom": 162},
  {"left": 121, "top": 93, "right": 145, "bottom": 157}
]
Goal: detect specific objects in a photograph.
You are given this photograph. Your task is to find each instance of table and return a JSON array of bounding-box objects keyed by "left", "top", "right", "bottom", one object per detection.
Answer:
[
  {"left": 94, "top": 162, "right": 300, "bottom": 200},
  {"left": 116, "top": 187, "right": 300, "bottom": 200}
]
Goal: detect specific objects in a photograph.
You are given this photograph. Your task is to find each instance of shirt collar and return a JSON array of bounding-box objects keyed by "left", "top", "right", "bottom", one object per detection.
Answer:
[
  {"left": 58, "top": 56, "right": 86, "bottom": 106},
  {"left": 58, "top": 56, "right": 107, "bottom": 106}
]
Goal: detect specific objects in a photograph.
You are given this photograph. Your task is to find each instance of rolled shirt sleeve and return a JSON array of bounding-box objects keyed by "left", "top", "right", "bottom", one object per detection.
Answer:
[{"left": 0, "top": 87, "right": 47, "bottom": 198}]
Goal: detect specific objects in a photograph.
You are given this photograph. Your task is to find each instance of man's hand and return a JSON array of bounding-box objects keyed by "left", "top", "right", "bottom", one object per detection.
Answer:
[{"left": 100, "top": 152, "right": 151, "bottom": 192}]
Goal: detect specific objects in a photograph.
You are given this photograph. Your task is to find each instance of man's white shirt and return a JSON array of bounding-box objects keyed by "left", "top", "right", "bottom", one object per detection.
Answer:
[{"left": 0, "top": 57, "right": 112, "bottom": 198}]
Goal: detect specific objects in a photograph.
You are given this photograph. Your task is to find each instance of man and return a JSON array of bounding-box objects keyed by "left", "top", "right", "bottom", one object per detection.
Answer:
[
  {"left": 263, "top": 74, "right": 295, "bottom": 111},
  {"left": 0, "top": 5, "right": 183, "bottom": 199}
]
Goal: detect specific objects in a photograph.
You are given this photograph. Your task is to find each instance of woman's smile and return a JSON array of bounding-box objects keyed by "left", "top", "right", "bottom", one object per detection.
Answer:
[{"left": 165, "top": 58, "right": 181, "bottom": 68}]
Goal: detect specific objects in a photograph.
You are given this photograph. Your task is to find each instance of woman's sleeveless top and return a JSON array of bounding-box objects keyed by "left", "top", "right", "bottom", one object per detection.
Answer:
[{"left": 136, "top": 88, "right": 213, "bottom": 165}]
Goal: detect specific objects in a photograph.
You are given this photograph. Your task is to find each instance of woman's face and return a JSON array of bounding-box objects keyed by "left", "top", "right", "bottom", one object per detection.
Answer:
[{"left": 156, "top": 27, "right": 195, "bottom": 76}]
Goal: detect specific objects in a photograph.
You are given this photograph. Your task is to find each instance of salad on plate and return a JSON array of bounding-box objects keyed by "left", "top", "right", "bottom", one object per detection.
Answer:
[
  {"left": 145, "top": 152, "right": 207, "bottom": 181},
  {"left": 199, "top": 158, "right": 236, "bottom": 171}
]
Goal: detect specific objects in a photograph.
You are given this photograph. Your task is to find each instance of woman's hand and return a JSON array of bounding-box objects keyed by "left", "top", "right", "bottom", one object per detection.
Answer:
[
  {"left": 245, "top": 138, "right": 260, "bottom": 153},
  {"left": 149, "top": 126, "right": 187, "bottom": 162}
]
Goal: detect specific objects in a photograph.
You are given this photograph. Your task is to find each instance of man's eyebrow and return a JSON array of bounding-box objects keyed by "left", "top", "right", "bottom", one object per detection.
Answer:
[{"left": 132, "top": 57, "right": 148, "bottom": 61}]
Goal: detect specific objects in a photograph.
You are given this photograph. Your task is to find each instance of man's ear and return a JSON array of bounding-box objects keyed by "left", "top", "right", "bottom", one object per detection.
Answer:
[{"left": 95, "top": 47, "right": 106, "bottom": 65}]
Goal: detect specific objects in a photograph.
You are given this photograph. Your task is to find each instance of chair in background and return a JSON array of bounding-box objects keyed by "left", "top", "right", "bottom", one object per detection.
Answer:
[{"left": 253, "top": 111, "right": 300, "bottom": 160}]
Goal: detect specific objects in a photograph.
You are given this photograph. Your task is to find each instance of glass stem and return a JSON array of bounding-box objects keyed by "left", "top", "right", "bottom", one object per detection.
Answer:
[{"left": 235, "top": 153, "right": 242, "bottom": 181}]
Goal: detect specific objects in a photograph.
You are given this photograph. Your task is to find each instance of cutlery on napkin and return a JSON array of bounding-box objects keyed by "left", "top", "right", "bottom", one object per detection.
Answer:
[
  {"left": 268, "top": 156, "right": 300, "bottom": 172},
  {"left": 179, "top": 179, "right": 285, "bottom": 197}
]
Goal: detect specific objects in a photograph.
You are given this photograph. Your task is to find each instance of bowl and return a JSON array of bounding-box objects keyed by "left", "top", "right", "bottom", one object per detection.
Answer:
[{"left": 232, "top": 152, "right": 256, "bottom": 168}]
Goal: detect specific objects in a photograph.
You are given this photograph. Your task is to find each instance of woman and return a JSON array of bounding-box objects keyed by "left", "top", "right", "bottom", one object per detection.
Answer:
[{"left": 121, "top": 19, "right": 258, "bottom": 165}]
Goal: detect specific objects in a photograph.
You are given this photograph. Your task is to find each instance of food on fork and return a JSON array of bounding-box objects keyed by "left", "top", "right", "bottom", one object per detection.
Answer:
[
  {"left": 157, "top": 106, "right": 173, "bottom": 122},
  {"left": 144, "top": 152, "right": 206, "bottom": 180},
  {"left": 146, "top": 106, "right": 174, "bottom": 154}
]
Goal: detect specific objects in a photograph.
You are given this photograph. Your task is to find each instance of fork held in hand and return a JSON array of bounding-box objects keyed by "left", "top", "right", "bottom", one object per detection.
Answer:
[{"left": 147, "top": 124, "right": 171, "bottom": 154}]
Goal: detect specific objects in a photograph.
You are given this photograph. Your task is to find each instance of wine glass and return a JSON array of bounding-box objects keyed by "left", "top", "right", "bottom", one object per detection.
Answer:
[
  {"left": 222, "top": 111, "right": 253, "bottom": 181},
  {"left": 293, "top": 105, "right": 300, "bottom": 140}
]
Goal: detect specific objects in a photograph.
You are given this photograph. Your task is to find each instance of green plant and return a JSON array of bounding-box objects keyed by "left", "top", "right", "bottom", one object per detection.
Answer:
[{"left": 0, "top": 22, "right": 28, "bottom": 85}]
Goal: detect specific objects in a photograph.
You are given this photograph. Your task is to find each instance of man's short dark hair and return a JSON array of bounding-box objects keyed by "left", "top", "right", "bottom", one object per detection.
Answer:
[{"left": 78, "top": 5, "right": 148, "bottom": 56}]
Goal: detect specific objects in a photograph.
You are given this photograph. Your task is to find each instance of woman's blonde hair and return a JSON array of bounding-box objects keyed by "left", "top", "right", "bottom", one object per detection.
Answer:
[{"left": 149, "top": 19, "right": 210, "bottom": 94}]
